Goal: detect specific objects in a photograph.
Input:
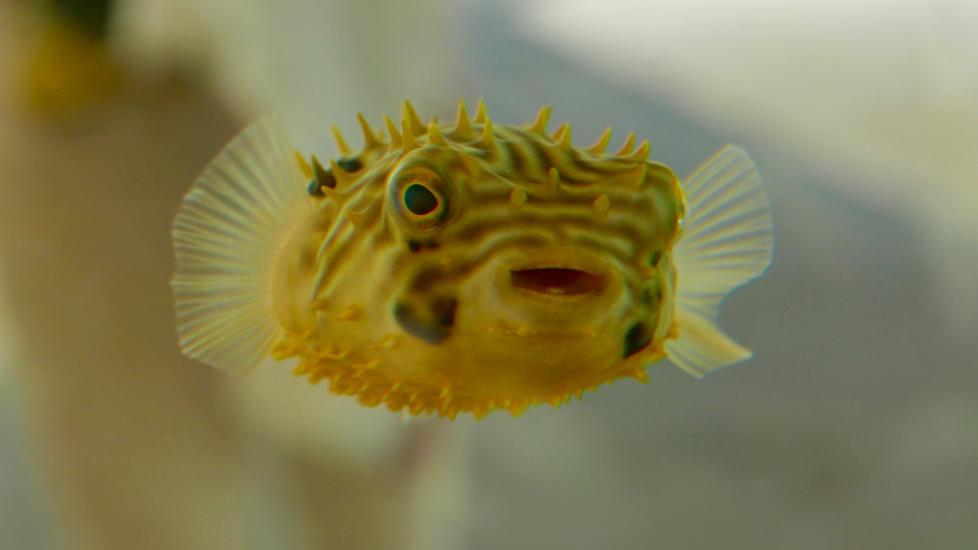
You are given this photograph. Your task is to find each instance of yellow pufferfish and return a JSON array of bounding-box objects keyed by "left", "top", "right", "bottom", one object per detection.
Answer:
[{"left": 171, "top": 100, "right": 773, "bottom": 419}]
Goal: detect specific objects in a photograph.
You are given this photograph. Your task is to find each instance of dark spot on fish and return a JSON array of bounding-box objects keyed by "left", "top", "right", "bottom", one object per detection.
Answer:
[
  {"left": 623, "top": 321, "right": 652, "bottom": 358},
  {"left": 312, "top": 156, "right": 337, "bottom": 189},
  {"left": 393, "top": 296, "right": 458, "bottom": 344},
  {"left": 307, "top": 179, "right": 324, "bottom": 196},
  {"left": 337, "top": 157, "right": 362, "bottom": 172},
  {"left": 406, "top": 239, "right": 440, "bottom": 253},
  {"left": 650, "top": 251, "right": 661, "bottom": 267}
]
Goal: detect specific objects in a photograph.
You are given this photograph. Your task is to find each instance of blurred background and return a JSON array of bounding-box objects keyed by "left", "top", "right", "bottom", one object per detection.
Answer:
[{"left": 1, "top": 0, "right": 976, "bottom": 548}]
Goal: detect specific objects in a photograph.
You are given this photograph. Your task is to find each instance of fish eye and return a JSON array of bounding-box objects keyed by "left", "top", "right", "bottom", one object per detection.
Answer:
[
  {"left": 403, "top": 183, "right": 440, "bottom": 216},
  {"left": 389, "top": 167, "right": 454, "bottom": 233}
]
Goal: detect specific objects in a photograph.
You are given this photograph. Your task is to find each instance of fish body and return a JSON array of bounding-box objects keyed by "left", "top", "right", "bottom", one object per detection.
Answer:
[{"left": 172, "top": 101, "right": 773, "bottom": 419}]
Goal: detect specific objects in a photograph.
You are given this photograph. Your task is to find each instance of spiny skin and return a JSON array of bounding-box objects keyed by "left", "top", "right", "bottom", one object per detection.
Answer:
[{"left": 271, "top": 101, "right": 684, "bottom": 419}]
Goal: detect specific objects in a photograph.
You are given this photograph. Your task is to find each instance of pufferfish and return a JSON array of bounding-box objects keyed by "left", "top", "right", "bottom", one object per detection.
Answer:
[{"left": 171, "top": 100, "right": 773, "bottom": 419}]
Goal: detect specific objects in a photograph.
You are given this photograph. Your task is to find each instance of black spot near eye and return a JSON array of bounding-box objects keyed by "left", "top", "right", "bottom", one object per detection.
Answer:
[
  {"left": 337, "top": 157, "right": 362, "bottom": 172},
  {"left": 650, "top": 251, "right": 662, "bottom": 267},
  {"left": 623, "top": 321, "right": 652, "bottom": 358},
  {"left": 312, "top": 159, "right": 337, "bottom": 189},
  {"left": 404, "top": 184, "right": 439, "bottom": 215}
]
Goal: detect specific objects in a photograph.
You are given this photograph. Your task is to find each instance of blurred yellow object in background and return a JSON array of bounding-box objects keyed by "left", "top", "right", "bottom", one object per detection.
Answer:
[{"left": 20, "top": 10, "right": 121, "bottom": 117}]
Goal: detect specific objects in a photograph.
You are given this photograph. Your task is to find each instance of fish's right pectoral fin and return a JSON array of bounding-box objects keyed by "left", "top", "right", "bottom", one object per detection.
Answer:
[
  {"left": 666, "top": 145, "right": 773, "bottom": 377},
  {"left": 171, "top": 117, "right": 315, "bottom": 374}
]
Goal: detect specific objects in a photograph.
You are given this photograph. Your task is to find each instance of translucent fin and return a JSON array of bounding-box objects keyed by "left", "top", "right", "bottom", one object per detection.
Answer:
[
  {"left": 171, "top": 117, "right": 315, "bottom": 374},
  {"left": 666, "top": 145, "right": 773, "bottom": 377}
]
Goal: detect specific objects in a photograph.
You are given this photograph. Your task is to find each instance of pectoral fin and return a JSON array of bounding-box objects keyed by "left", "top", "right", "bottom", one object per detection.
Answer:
[
  {"left": 666, "top": 145, "right": 773, "bottom": 377},
  {"left": 665, "top": 308, "right": 752, "bottom": 378},
  {"left": 171, "top": 117, "right": 316, "bottom": 374}
]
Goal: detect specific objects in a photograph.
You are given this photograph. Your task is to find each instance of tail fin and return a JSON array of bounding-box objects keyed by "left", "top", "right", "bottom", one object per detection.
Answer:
[
  {"left": 171, "top": 117, "right": 316, "bottom": 374},
  {"left": 666, "top": 146, "right": 773, "bottom": 377}
]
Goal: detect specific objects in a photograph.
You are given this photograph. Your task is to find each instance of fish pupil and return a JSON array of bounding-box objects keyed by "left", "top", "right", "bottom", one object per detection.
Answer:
[{"left": 404, "top": 183, "right": 439, "bottom": 215}]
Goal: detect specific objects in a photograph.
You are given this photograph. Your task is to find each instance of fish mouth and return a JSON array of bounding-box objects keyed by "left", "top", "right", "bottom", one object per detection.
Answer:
[{"left": 509, "top": 267, "right": 607, "bottom": 297}]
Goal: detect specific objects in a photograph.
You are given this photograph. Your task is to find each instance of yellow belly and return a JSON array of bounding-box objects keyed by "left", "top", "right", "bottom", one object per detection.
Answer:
[{"left": 271, "top": 288, "right": 667, "bottom": 419}]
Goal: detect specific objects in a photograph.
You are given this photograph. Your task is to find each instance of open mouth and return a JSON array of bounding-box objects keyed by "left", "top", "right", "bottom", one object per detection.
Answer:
[{"left": 509, "top": 267, "right": 606, "bottom": 296}]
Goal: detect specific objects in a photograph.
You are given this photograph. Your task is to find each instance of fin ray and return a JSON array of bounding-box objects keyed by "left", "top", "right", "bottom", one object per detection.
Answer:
[
  {"left": 171, "top": 117, "right": 315, "bottom": 374},
  {"left": 665, "top": 308, "right": 752, "bottom": 378},
  {"left": 666, "top": 145, "right": 773, "bottom": 376}
]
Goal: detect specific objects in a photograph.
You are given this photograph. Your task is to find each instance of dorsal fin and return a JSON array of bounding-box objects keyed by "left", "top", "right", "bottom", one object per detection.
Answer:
[
  {"left": 666, "top": 145, "right": 773, "bottom": 377},
  {"left": 171, "top": 117, "right": 316, "bottom": 374}
]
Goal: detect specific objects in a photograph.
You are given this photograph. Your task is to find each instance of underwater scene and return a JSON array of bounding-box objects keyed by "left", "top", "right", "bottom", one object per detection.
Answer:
[{"left": 1, "top": 0, "right": 976, "bottom": 548}]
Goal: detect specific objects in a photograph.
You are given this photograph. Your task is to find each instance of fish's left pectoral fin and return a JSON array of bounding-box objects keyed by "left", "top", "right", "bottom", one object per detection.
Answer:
[{"left": 665, "top": 308, "right": 751, "bottom": 378}]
